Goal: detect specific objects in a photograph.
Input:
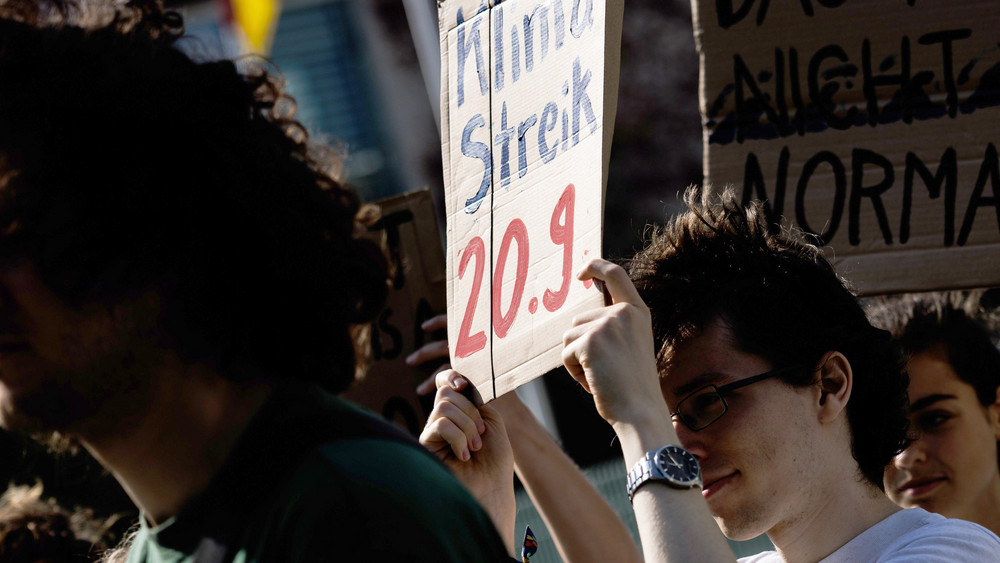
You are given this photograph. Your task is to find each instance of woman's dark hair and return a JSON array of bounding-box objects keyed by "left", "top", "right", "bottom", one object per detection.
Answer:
[
  {"left": 0, "top": 0, "right": 387, "bottom": 392},
  {"left": 868, "top": 291, "right": 1000, "bottom": 467},
  {"left": 629, "top": 186, "right": 910, "bottom": 489}
]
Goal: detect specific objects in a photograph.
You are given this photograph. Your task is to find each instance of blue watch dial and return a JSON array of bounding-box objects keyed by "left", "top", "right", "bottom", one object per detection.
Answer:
[{"left": 654, "top": 445, "right": 700, "bottom": 483}]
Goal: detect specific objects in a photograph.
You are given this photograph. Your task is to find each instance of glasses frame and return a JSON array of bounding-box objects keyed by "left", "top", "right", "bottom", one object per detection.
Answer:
[{"left": 670, "top": 364, "right": 809, "bottom": 432}]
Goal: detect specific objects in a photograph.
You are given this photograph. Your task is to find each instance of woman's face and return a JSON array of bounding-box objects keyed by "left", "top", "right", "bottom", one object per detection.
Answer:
[{"left": 885, "top": 345, "right": 1000, "bottom": 521}]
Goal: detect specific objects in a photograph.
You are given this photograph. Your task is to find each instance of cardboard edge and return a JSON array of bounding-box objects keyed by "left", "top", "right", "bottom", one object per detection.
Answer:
[
  {"left": 601, "top": 0, "right": 624, "bottom": 224},
  {"left": 491, "top": 345, "right": 561, "bottom": 401},
  {"left": 690, "top": 0, "right": 713, "bottom": 186},
  {"left": 371, "top": 187, "right": 433, "bottom": 210},
  {"left": 832, "top": 244, "right": 1000, "bottom": 296},
  {"left": 438, "top": 24, "right": 453, "bottom": 206}
]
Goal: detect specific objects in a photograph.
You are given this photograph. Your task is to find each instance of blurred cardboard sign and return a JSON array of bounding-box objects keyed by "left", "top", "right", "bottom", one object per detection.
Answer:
[
  {"left": 343, "top": 190, "right": 446, "bottom": 436},
  {"left": 693, "top": 0, "right": 1000, "bottom": 295},
  {"left": 439, "top": 0, "right": 623, "bottom": 400}
]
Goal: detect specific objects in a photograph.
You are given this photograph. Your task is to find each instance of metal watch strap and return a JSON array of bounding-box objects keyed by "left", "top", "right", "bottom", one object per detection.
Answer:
[
  {"left": 626, "top": 453, "right": 655, "bottom": 503},
  {"left": 625, "top": 450, "right": 658, "bottom": 502},
  {"left": 626, "top": 445, "right": 700, "bottom": 503}
]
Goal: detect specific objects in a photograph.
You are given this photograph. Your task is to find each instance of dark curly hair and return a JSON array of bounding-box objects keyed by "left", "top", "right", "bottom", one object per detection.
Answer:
[
  {"left": 628, "top": 186, "right": 910, "bottom": 489},
  {"left": 0, "top": 484, "right": 111, "bottom": 562},
  {"left": 0, "top": 0, "right": 387, "bottom": 393},
  {"left": 868, "top": 291, "right": 1000, "bottom": 468}
]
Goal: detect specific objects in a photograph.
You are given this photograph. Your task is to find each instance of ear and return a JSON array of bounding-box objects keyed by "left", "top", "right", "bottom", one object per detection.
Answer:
[
  {"left": 814, "top": 351, "right": 852, "bottom": 425},
  {"left": 989, "top": 386, "right": 1000, "bottom": 441}
]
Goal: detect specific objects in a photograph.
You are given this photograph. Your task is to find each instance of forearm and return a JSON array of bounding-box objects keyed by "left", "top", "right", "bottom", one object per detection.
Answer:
[
  {"left": 504, "top": 400, "right": 642, "bottom": 563},
  {"left": 480, "top": 479, "right": 517, "bottom": 557},
  {"left": 558, "top": 260, "right": 737, "bottom": 562},
  {"left": 419, "top": 375, "right": 519, "bottom": 558},
  {"left": 612, "top": 420, "right": 735, "bottom": 563}
]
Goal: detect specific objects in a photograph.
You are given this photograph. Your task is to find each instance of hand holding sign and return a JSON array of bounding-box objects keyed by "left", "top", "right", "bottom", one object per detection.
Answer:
[
  {"left": 420, "top": 369, "right": 516, "bottom": 553},
  {"left": 561, "top": 259, "right": 664, "bottom": 428}
]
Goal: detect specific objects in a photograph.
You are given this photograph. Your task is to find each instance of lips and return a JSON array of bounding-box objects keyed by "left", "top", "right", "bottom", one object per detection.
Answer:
[
  {"left": 898, "top": 476, "right": 947, "bottom": 499},
  {"left": 702, "top": 471, "right": 738, "bottom": 499}
]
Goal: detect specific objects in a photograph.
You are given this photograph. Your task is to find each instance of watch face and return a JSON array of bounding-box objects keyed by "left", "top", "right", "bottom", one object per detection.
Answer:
[{"left": 654, "top": 445, "right": 701, "bottom": 484}]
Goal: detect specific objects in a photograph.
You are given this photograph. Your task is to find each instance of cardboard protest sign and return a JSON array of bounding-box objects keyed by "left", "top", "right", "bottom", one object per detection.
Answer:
[
  {"left": 343, "top": 190, "right": 446, "bottom": 436},
  {"left": 439, "top": 0, "right": 623, "bottom": 400},
  {"left": 693, "top": 0, "right": 1000, "bottom": 294}
]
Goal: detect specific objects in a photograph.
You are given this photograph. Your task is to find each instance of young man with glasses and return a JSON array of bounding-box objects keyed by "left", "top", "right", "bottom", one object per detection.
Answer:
[{"left": 422, "top": 187, "right": 1000, "bottom": 561}]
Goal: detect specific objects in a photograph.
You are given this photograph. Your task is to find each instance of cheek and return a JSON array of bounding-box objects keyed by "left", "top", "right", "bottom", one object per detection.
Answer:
[
  {"left": 946, "top": 421, "right": 999, "bottom": 477},
  {"left": 920, "top": 421, "right": 996, "bottom": 491},
  {"left": 766, "top": 404, "right": 823, "bottom": 487},
  {"left": 732, "top": 408, "right": 800, "bottom": 474},
  {"left": 884, "top": 464, "right": 900, "bottom": 486},
  {"left": 920, "top": 433, "right": 952, "bottom": 464}
]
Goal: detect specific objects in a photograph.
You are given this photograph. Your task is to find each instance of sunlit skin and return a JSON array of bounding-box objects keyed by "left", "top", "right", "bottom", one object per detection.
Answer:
[
  {"left": 659, "top": 318, "right": 896, "bottom": 551},
  {"left": 885, "top": 346, "right": 1000, "bottom": 534}
]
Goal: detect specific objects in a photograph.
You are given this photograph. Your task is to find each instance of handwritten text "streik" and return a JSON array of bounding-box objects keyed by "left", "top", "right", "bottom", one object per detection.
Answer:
[{"left": 455, "top": 0, "right": 600, "bottom": 214}]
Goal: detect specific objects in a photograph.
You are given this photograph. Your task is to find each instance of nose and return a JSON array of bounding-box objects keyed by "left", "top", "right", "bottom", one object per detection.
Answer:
[
  {"left": 893, "top": 436, "right": 927, "bottom": 469},
  {"left": 672, "top": 418, "right": 708, "bottom": 461}
]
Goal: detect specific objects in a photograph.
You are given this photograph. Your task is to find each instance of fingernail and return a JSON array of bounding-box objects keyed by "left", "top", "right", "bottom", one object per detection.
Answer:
[
  {"left": 421, "top": 319, "right": 433, "bottom": 330},
  {"left": 405, "top": 352, "right": 418, "bottom": 365},
  {"left": 471, "top": 435, "right": 482, "bottom": 450},
  {"left": 461, "top": 449, "right": 470, "bottom": 461},
  {"left": 449, "top": 374, "right": 464, "bottom": 390},
  {"left": 415, "top": 380, "right": 432, "bottom": 395},
  {"left": 476, "top": 419, "right": 486, "bottom": 434}
]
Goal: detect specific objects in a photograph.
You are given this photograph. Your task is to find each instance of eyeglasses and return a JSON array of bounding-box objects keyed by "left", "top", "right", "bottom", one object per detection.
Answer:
[{"left": 670, "top": 365, "right": 809, "bottom": 431}]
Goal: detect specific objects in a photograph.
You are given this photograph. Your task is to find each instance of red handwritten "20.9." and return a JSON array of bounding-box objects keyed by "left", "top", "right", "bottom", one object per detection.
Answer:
[{"left": 455, "top": 183, "right": 576, "bottom": 359}]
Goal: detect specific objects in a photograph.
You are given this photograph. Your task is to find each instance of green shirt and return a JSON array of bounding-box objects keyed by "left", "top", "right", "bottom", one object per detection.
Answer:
[{"left": 126, "top": 385, "right": 510, "bottom": 563}]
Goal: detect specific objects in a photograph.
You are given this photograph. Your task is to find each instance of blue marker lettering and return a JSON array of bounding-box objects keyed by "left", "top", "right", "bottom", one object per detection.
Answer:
[
  {"left": 572, "top": 57, "right": 598, "bottom": 145},
  {"left": 495, "top": 102, "right": 516, "bottom": 188},
  {"left": 523, "top": 6, "right": 550, "bottom": 72},
  {"left": 570, "top": 0, "right": 593, "bottom": 38},
  {"left": 518, "top": 114, "right": 539, "bottom": 178},
  {"left": 457, "top": 18, "right": 487, "bottom": 108},
  {"left": 552, "top": 0, "right": 566, "bottom": 50},
  {"left": 511, "top": 24, "right": 521, "bottom": 83},
  {"left": 538, "top": 102, "right": 559, "bottom": 163},
  {"left": 462, "top": 114, "right": 492, "bottom": 214},
  {"left": 494, "top": 6, "right": 504, "bottom": 92}
]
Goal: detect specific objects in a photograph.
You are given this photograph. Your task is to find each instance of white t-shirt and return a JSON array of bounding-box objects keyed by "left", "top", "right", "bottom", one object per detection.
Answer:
[{"left": 738, "top": 508, "right": 1000, "bottom": 562}]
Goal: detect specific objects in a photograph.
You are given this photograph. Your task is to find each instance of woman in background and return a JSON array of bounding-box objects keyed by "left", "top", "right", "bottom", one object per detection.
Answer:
[{"left": 871, "top": 292, "right": 1000, "bottom": 535}]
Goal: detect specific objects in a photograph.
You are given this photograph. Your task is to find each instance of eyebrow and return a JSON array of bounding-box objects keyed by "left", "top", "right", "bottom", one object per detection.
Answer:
[
  {"left": 673, "top": 373, "right": 729, "bottom": 397},
  {"left": 908, "top": 393, "right": 957, "bottom": 413}
]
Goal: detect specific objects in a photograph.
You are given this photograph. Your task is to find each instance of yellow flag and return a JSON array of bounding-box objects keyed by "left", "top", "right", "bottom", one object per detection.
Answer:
[{"left": 229, "top": 0, "right": 280, "bottom": 55}]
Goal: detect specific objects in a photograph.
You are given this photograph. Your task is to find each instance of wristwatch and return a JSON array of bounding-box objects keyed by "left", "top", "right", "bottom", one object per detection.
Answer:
[{"left": 626, "top": 444, "right": 702, "bottom": 502}]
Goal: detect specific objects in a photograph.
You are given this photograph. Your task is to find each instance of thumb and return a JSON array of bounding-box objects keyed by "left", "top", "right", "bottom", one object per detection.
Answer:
[{"left": 479, "top": 404, "right": 510, "bottom": 443}]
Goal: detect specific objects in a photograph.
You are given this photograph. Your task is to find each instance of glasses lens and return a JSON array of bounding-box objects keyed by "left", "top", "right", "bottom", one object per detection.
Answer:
[{"left": 678, "top": 386, "right": 726, "bottom": 430}]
